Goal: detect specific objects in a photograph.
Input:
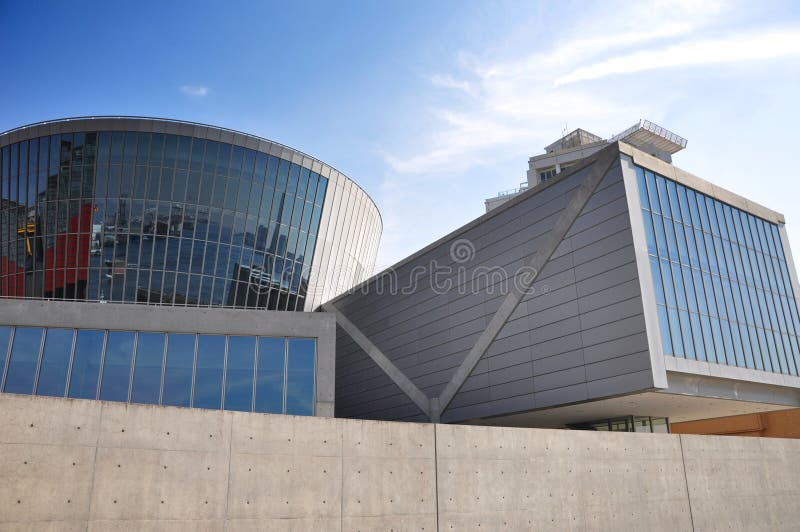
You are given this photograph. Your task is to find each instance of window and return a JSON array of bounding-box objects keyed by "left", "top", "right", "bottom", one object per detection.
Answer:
[
  {"left": 194, "top": 335, "right": 225, "bottom": 409},
  {"left": 286, "top": 338, "right": 315, "bottom": 415},
  {"left": 36, "top": 329, "right": 73, "bottom": 397},
  {"left": 68, "top": 330, "right": 104, "bottom": 399},
  {"left": 224, "top": 336, "right": 255, "bottom": 412},
  {"left": 131, "top": 332, "right": 164, "bottom": 404},
  {"left": 638, "top": 164, "right": 800, "bottom": 375},
  {"left": 3, "top": 327, "right": 42, "bottom": 394},
  {"left": 162, "top": 334, "right": 195, "bottom": 407},
  {"left": 256, "top": 337, "right": 285, "bottom": 413},
  {"left": 99, "top": 331, "right": 134, "bottom": 401}
]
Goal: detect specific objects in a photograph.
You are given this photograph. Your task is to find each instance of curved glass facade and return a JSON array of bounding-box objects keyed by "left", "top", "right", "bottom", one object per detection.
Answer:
[
  {"left": 0, "top": 325, "right": 316, "bottom": 415},
  {"left": 636, "top": 165, "right": 800, "bottom": 375},
  {"left": 0, "top": 130, "right": 327, "bottom": 310}
]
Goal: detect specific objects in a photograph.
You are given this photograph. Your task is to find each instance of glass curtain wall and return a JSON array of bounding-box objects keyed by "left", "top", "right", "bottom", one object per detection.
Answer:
[
  {"left": 0, "top": 325, "right": 315, "bottom": 416},
  {"left": 636, "top": 165, "right": 800, "bottom": 376},
  {"left": 0, "top": 132, "right": 328, "bottom": 310}
]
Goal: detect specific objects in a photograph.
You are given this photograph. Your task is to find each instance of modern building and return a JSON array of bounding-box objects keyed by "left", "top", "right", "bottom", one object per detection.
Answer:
[
  {"left": 485, "top": 120, "right": 688, "bottom": 212},
  {"left": 0, "top": 116, "right": 382, "bottom": 417},
  {"left": 330, "top": 135, "right": 800, "bottom": 430}
]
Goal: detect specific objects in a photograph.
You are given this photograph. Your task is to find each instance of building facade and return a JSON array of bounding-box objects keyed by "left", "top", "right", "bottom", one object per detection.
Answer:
[
  {"left": 0, "top": 117, "right": 382, "bottom": 417},
  {"left": 330, "top": 140, "right": 800, "bottom": 428}
]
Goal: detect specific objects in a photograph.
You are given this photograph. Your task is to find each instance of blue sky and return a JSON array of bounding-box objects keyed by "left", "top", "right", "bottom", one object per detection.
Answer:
[{"left": 2, "top": 1, "right": 800, "bottom": 269}]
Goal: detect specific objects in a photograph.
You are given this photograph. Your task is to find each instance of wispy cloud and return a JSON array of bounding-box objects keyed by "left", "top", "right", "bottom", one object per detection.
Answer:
[
  {"left": 555, "top": 27, "right": 800, "bottom": 86},
  {"left": 180, "top": 85, "right": 210, "bottom": 97},
  {"left": 381, "top": 1, "right": 754, "bottom": 177}
]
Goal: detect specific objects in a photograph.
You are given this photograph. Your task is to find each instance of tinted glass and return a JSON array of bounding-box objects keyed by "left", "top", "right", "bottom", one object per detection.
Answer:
[
  {"left": 36, "top": 329, "right": 73, "bottom": 397},
  {"left": 99, "top": 331, "right": 135, "bottom": 401},
  {"left": 3, "top": 327, "right": 43, "bottom": 394},
  {"left": 639, "top": 164, "right": 800, "bottom": 375},
  {"left": 255, "top": 337, "right": 285, "bottom": 413},
  {"left": 194, "top": 335, "right": 225, "bottom": 409},
  {"left": 162, "top": 334, "right": 194, "bottom": 407},
  {"left": 224, "top": 336, "right": 255, "bottom": 411},
  {"left": 68, "top": 330, "right": 104, "bottom": 399},
  {"left": 286, "top": 338, "right": 315, "bottom": 415},
  {"left": 131, "top": 332, "right": 164, "bottom": 404},
  {"left": 0, "top": 130, "right": 329, "bottom": 311}
]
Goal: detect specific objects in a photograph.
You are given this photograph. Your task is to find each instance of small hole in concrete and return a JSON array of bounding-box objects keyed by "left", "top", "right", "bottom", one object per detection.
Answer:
[
  {"left": 207, "top": 467, "right": 211, "bottom": 471},
  {"left": 17, "top": 500, "right": 21, "bottom": 504},
  {"left": 23, "top": 461, "right": 27, "bottom": 465},
  {"left": 72, "top": 462, "right": 76, "bottom": 466},
  {"left": 77, "top": 426, "right": 80, "bottom": 430},
  {"left": 161, "top": 500, "right": 164, "bottom": 504},
  {"left": 166, "top": 432, "right": 170, "bottom": 435},
  {"left": 67, "top": 499, "right": 71, "bottom": 503},
  {"left": 29, "top": 423, "right": 34, "bottom": 428},
  {"left": 121, "top": 429, "right": 125, "bottom": 432},
  {"left": 113, "top": 500, "right": 117, "bottom": 504}
]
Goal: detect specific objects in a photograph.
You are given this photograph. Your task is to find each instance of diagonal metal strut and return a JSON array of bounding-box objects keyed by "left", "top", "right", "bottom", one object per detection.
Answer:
[{"left": 327, "top": 145, "right": 619, "bottom": 422}]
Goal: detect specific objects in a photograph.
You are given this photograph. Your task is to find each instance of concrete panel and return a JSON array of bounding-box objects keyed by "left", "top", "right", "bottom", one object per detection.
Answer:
[
  {"left": 681, "top": 434, "right": 800, "bottom": 531},
  {"left": 436, "top": 424, "right": 692, "bottom": 532},
  {"left": 2, "top": 395, "right": 800, "bottom": 531}
]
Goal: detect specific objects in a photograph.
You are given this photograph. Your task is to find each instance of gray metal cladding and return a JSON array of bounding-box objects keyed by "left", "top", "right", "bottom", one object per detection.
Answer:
[{"left": 332, "top": 146, "right": 656, "bottom": 423}]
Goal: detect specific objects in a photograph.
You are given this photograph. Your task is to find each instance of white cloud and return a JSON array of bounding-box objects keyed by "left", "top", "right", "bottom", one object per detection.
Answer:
[
  {"left": 180, "top": 85, "right": 210, "bottom": 97},
  {"left": 555, "top": 27, "right": 800, "bottom": 86},
  {"left": 382, "top": 2, "right": 732, "bottom": 177}
]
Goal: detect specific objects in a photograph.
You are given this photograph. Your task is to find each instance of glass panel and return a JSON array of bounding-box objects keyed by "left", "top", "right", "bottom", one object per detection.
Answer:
[
  {"left": 224, "top": 336, "right": 255, "bottom": 412},
  {"left": 194, "top": 335, "right": 225, "bottom": 409},
  {"left": 4, "top": 327, "right": 43, "bottom": 394},
  {"left": 255, "top": 337, "right": 285, "bottom": 414},
  {"left": 131, "top": 332, "right": 165, "bottom": 404},
  {"left": 68, "top": 330, "right": 104, "bottom": 399},
  {"left": 162, "top": 334, "right": 195, "bottom": 407},
  {"left": 286, "top": 338, "right": 315, "bottom": 415},
  {"left": 36, "top": 329, "right": 74, "bottom": 397},
  {"left": 99, "top": 331, "right": 134, "bottom": 401}
]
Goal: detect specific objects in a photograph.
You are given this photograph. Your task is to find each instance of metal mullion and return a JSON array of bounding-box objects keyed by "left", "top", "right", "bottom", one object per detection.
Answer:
[
  {"left": 221, "top": 336, "right": 228, "bottom": 410},
  {"left": 95, "top": 330, "right": 109, "bottom": 400},
  {"left": 62, "top": 330, "right": 77, "bottom": 397},
  {"left": 251, "top": 337, "right": 258, "bottom": 413},
  {"left": 127, "top": 332, "right": 138, "bottom": 403},
  {"left": 282, "top": 338, "right": 288, "bottom": 414},
  {"left": 159, "top": 333, "right": 168, "bottom": 405},
  {"left": 0, "top": 327, "right": 15, "bottom": 392},
  {"left": 31, "top": 327, "right": 47, "bottom": 395},
  {"left": 744, "top": 243, "right": 772, "bottom": 371},
  {"left": 189, "top": 333, "right": 198, "bottom": 407},
  {"left": 707, "top": 204, "right": 738, "bottom": 366},
  {"left": 311, "top": 338, "right": 317, "bottom": 415}
]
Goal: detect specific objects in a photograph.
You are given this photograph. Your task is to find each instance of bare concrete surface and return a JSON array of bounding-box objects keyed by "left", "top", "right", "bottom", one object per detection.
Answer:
[{"left": 1, "top": 394, "right": 799, "bottom": 531}]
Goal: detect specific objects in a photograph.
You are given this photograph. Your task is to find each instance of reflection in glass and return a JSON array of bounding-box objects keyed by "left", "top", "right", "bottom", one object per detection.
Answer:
[
  {"left": 36, "top": 329, "right": 73, "bottom": 397},
  {"left": 1, "top": 130, "right": 330, "bottom": 311},
  {"left": 637, "top": 163, "right": 800, "bottom": 376},
  {"left": 68, "top": 330, "right": 104, "bottom": 399},
  {"left": 162, "top": 334, "right": 194, "bottom": 407},
  {"left": 3, "top": 327, "right": 43, "bottom": 394},
  {"left": 131, "top": 332, "right": 164, "bottom": 404},
  {"left": 286, "top": 338, "right": 315, "bottom": 415}
]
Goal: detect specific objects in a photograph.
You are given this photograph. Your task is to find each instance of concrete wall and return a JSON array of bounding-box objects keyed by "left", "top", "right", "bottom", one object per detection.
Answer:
[
  {"left": 332, "top": 145, "right": 656, "bottom": 423},
  {"left": 2, "top": 394, "right": 799, "bottom": 531}
]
